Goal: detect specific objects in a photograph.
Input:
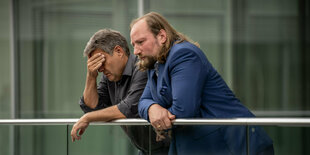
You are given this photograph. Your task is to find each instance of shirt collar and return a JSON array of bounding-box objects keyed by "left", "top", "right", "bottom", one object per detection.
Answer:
[{"left": 122, "top": 54, "right": 136, "bottom": 77}]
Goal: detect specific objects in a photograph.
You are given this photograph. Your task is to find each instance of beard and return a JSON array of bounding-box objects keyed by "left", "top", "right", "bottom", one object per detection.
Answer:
[{"left": 136, "top": 55, "right": 157, "bottom": 71}]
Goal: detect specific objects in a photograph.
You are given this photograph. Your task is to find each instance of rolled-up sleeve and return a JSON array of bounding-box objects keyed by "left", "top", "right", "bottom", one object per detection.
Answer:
[{"left": 117, "top": 68, "right": 148, "bottom": 118}]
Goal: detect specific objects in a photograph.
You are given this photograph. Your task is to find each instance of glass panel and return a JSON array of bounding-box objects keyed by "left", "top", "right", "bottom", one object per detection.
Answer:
[
  {"left": 68, "top": 125, "right": 139, "bottom": 155},
  {"left": 10, "top": 125, "right": 67, "bottom": 155},
  {"left": 0, "top": 125, "right": 140, "bottom": 155},
  {"left": 0, "top": 125, "right": 12, "bottom": 155},
  {"left": 145, "top": 0, "right": 309, "bottom": 113},
  {"left": 233, "top": 0, "right": 305, "bottom": 111},
  {"left": 0, "top": 1, "right": 12, "bottom": 154},
  {"left": 263, "top": 126, "right": 310, "bottom": 155},
  {"left": 15, "top": 0, "right": 138, "bottom": 118},
  {"left": 0, "top": 0, "right": 11, "bottom": 118},
  {"left": 12, "top": 0, "right": 140, "bottom": 154},
  {"left": 1, "top": 124, "right": 310, "bottom": 155},
  {"left": 38, "top": 125, "right": 68, "bottom": 155},
  {"left": 148, "top": 125, "right": 310, "bottom": 155},
  {"left": 149, "top": 125, "right": 253, "bottom": 154},
  {"left": 146, "top": 0, "right": 233, "bottom": 85}
]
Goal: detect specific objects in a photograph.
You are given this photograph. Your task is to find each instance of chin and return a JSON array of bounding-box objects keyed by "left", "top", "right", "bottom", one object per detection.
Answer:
[
  {"left": 109, "top": 76, "right": 121, "bottom": 82},
  {"left": 108, "top": 77, "right": 115, "bottom": 82}
]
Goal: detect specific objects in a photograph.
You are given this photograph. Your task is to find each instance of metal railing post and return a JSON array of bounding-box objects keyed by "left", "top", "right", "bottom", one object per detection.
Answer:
[
  {"left": 149, "top": 125, "right": 152, "bottom": 155},
  {"left": 246, "top": 125, "right": 250, "bottom": 155},
  {"left": 67, "top": 124, "right": 69, "bottom": 155}
]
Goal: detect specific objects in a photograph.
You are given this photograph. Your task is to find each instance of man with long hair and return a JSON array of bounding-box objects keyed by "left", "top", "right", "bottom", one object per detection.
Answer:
[{"left": 130, "top": 12, "right": 274, "bottom": 155}]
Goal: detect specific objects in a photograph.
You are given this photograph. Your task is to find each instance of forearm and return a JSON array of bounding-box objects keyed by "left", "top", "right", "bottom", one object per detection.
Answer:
[
  {"left": 83, "top": 74, "right": 99, "bottom": 109},
  {"left": 81, "top": 105, "right": 126, "bottom": 122},
  {"left": 148, "top": 104, "right": 175, "bottom": 130}
]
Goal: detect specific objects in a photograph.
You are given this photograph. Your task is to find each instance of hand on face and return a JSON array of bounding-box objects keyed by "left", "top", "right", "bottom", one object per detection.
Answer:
[
  {"left": 87, "top": 53, "right": 105, "bottom": 78},
  {"left": 71, "top": 116, "right": 90, "bottom": 142},
  {"left": 148, "top": 104, "right": 176, "bottom": 131}
]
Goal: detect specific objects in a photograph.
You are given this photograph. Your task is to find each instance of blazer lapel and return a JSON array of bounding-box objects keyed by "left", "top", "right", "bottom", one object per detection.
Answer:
[{"left": 149, "top": 69, "right": 160, "bottom": 102}]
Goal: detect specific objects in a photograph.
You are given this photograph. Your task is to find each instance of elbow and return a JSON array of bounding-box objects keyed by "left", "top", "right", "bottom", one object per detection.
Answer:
[{"left": 88, "top": 103, "right": 97, "bottom": 109}]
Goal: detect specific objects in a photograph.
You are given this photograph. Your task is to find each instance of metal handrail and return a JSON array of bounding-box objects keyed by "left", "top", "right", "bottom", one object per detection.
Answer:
[{"left": 1, "top": 118, "right": 310, "bottom": 126}]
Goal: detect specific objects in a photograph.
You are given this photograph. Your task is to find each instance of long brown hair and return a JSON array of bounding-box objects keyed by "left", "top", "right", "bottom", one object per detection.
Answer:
[{"left": 130, "top": 12, "right": 199, "bottom": 63}]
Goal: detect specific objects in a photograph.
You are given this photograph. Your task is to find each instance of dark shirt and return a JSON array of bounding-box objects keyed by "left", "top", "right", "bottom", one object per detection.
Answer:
[{"left": 79, "top": 54, "right": 169, "bottom": 154}]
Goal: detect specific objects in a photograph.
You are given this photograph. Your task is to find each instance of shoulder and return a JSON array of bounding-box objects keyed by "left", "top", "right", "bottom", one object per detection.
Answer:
[
  {"left": 167, "top": 41, "right": 207, "bottom": 66},
  {"left": 125, "top": 54, "right": 146, "bottom": 76},
  {"left": 170, "top": 41, "right": 202, "bottom": 54}
]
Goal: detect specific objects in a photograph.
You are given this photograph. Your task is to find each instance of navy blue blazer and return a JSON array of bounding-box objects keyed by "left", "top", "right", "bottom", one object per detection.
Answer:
[{"left": 138, "top": 41, "right": 273, "bottom": 155}]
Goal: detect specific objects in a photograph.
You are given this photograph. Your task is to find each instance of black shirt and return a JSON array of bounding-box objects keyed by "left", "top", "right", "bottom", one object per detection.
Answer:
[{"left": 79, "top": 54, "right": 169, "bottom": 154}]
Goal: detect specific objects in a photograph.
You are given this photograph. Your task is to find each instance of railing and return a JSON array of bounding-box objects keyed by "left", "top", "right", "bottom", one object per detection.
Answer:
[
  {"left": 1, "top": 118, "right": 310, "bottom": 126},
  {"left": 1, "top": 118, "right": 310, "bottom": 155}
]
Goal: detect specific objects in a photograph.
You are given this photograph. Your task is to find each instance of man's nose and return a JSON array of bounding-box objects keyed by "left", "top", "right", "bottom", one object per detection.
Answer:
[{"left": 133, "top": 48, "right": 140, "bottom": 55}]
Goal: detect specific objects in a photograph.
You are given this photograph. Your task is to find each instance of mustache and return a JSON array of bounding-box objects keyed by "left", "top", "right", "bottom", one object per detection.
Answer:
[
  {"left": 137, "top": 55, "right": 146, "bottom": 60},
  {"left": 136, "top": 55, "right": 157, "bottom": 71}
]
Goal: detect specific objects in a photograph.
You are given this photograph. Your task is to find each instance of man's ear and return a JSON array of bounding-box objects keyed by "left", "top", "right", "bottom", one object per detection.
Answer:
[
  {"left": 157, "top": 29, "right": 167, "bottom": 44},
  {"left": 114, "top": 45, "right": 124, "bottom": 57}
]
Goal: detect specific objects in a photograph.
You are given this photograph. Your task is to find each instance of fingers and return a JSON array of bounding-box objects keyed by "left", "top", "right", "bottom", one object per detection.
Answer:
[
  {"left": 70, "top": 125, "right": 80, "bottom": 142},
  {"left": 87, "top": 53, "right": 105, "bottom": 73},
  {"left": 156, "top": 132, "right": 166, "bottom": 142},
  {"left": 152, "top": 120, "right": 167, "bottom": 130},
  {"left": 88, "top": 56, "right": 104, "bottom": 70},
  {"left": 88, "top": 53, "right": 104, "bottom": 62},
  {"left": 88, "top": 54, "right": 105, "bottom": 66},
  {"left": 161, "top": 111, "right": 175, "bottom": 129},
  {"left": 150, "top": 112, "right": 173, "bottom": 130},
  {"left": 78, "top": 129, "right": 84, "bottom": 136},
  {"left": 70, "top": 120, "right": 89, "bottom": 142},
  {"left": 71, "top": 127, "right": 83, "bottom": 142},
  {"left": 162, "top": 117, "right": 172, "bottom": 129},
  {"left": 168, "top": 111, "right": 176, "bottom": 120},
  {"left": 148, "top": 104, "right": 176, "bottom": 130},
  {"left": 152, "top": 118, "right": 169, "bottom": 130}
]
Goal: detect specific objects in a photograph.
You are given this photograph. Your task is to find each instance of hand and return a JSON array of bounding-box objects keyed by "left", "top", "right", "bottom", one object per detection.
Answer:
[
  {"left": 71, "top": 115, "right": 90, "bottom": 142},
  {"left": 148, "top": 104, "right": 175, "bottom": 131},
  {"left": 87, "top": 53, "right": 105, "bottom": 78}
]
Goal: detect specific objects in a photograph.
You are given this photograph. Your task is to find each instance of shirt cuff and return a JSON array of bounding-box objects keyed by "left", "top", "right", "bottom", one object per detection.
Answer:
[
  {"left": 117, "top": 100, "right": 139, "bottom": 118},
  {"left": 79, "top": 96, "right": 103, "bottom": 113},
  {"left": 139, "top": 100, "right": 156, "bottom": 122}
]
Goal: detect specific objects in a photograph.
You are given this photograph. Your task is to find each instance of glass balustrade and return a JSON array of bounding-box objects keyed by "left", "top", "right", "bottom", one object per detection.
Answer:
[{"left": 1, "top": 118, "right": 310, "bottom": 155}]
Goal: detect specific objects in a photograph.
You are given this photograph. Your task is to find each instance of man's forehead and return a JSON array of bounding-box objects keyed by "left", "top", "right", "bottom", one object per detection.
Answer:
[
  {"left": 131, "top": 20, "right": 148, "bottom": 36},
  {"left": 90, "top": 49, "right": 104, "bottom": 57},
  {"left": 130, "top": 20, "right": 150, "bottom": 44}
]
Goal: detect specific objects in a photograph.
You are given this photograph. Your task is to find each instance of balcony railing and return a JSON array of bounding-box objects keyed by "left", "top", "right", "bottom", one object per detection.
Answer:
[
  {"left": 1, "top": 118, "right": 310, "bottom": 126},
  {"left": 1, "top": 118, "right": 310, "bottom": 155}
]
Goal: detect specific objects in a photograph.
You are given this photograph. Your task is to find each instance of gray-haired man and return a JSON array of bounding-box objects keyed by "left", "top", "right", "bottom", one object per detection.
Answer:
[{"left": 71, "top": 29, "right": 169, "bottom": 154}]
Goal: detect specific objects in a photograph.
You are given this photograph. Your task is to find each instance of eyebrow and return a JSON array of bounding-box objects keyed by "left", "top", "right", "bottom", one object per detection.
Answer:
[{"left": 133, "top": 38, "right": 145, "bottom": 45}]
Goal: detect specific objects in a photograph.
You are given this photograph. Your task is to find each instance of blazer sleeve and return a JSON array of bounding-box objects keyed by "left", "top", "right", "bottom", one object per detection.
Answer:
[
  {"left": 167, "top": 47, "right": 207, "bottom": 118},
  {"left": 138, "top": 79, "right": 156, "bottom": 121}
]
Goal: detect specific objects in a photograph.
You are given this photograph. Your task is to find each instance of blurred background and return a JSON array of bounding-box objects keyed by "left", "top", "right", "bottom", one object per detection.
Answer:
[{"left": 0, "top": 0, "right": 309, "bottom": 154}]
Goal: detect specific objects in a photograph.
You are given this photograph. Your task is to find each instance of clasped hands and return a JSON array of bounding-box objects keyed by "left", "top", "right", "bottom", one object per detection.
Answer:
[{"left": 148, "top": 104, "right": 175, "bottom": 141}]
